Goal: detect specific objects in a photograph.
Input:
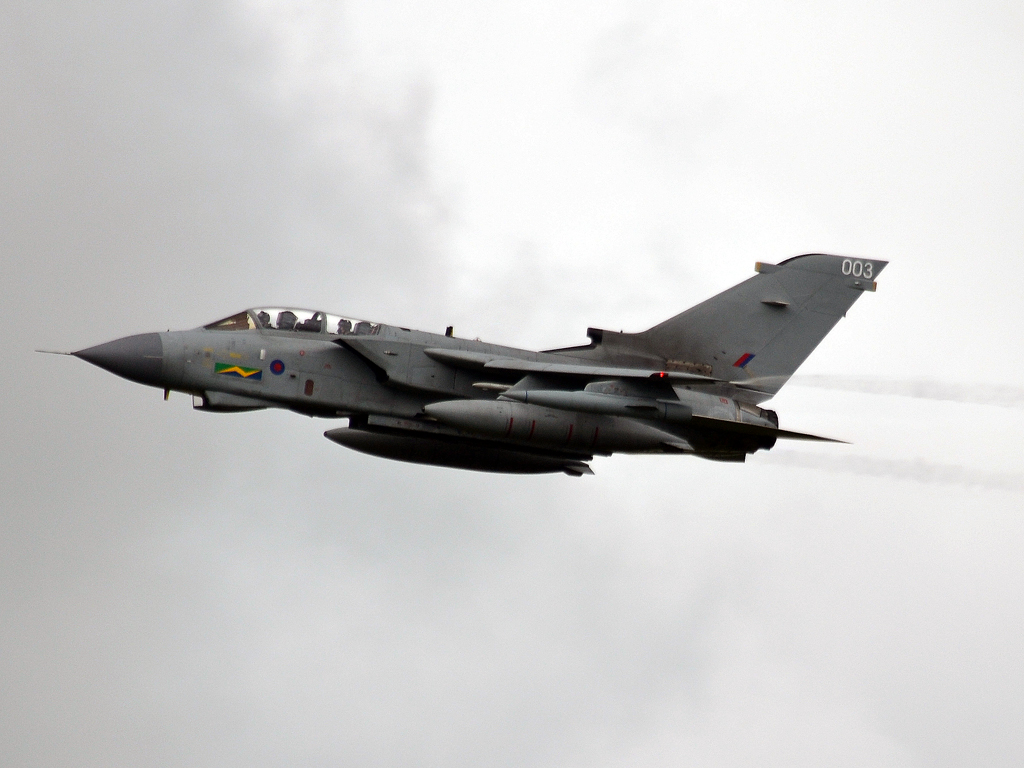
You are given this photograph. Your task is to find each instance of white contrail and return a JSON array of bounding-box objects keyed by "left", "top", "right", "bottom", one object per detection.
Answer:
[
  {"left": 790, "top": 375, "right": 1024, "bottom": 408},
  {"left": 758, "top": 450, "right": 1024, "bottom": 494}
]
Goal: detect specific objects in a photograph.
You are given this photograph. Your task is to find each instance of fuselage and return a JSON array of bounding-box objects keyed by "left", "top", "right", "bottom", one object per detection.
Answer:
[
  {"left": 73, "top": 307, "right": 780, "bottom": 470},
  {"left": 68, "top": 255, "right": 884, "bottom": 475}
]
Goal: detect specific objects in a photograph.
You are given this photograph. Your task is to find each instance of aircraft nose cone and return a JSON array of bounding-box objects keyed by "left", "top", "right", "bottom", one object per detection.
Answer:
[{"left": 74, "top": 332, "right": 165, "bottom": 386}]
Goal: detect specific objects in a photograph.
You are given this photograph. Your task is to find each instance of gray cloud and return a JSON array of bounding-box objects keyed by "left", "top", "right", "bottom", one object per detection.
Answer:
[
  {"left": 4, "top": 2, "right": 1024, "bottom": 767},
  {"left": 0, "top": 1, "right": 446, "bottom": 338}
]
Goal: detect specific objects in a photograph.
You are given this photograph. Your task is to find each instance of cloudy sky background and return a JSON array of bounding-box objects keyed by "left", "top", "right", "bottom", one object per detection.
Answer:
[{"left": 3, "top": 1, "right": 1023, "bottom": 765}]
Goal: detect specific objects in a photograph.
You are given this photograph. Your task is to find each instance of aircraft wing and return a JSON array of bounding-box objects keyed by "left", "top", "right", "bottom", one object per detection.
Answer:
[
  {"left": 422, "top": 348, "right": 722, "bottom": 383},
  {"left": 336, "top": 339, "right": 766, "bottom": 390}
]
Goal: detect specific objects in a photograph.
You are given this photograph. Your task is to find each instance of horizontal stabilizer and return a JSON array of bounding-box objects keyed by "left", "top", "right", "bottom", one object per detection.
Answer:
[{"left": 689, "top": 415, "right": 846, "bottom": 443}]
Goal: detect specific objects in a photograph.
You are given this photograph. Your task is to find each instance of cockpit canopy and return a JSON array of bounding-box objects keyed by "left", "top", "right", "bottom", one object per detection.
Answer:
[{"left": 204, "top": 308, "right": 381, "bottom": 336}]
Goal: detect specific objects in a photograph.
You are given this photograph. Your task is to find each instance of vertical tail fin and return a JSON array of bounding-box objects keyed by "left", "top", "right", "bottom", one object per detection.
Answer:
[{"left": 637, "top": 254, "right": 887, "bottom": 394}]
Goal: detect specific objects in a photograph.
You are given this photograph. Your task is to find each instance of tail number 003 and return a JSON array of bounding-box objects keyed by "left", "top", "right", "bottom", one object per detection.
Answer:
[{"left": 842, "top": 259, "right": 873, "bottom": 278}]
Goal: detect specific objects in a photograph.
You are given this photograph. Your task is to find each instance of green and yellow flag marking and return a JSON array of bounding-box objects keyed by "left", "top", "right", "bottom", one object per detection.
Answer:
[{"left": 214, "top": 362, "right": 263, "bottom": 380}]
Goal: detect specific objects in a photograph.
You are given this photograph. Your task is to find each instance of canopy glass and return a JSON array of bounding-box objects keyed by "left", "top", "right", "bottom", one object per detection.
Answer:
[{"left": 204, "top": 309, "right": 380, "bottom": 336}]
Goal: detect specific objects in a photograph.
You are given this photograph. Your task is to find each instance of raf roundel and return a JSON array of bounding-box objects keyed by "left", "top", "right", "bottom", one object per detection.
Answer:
[{"left": 270, "top": 359, "right": 285, "bottom": 375}]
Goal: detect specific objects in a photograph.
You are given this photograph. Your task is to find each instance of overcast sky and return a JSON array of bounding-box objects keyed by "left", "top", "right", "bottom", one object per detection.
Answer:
[{"left": 3, "top": 1, "right": 1023, "bottom": 766}]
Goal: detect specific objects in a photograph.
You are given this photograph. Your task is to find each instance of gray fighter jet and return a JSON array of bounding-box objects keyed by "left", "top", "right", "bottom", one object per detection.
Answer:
[{"left": 63, "top": 254, "right": 886, "bottom": 476}]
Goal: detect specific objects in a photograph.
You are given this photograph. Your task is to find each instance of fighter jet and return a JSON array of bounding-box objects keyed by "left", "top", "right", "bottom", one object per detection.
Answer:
[{"left": 62, "top": 254, "right": 886, "bottom": 476}]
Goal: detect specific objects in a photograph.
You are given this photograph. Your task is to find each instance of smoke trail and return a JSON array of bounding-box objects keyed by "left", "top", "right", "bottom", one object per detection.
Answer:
[
  {"left": 758, "top": 450, "right": 1024, "bottom": 494},
  {"left": 790, "top": 376, "right": 1024, "bottom": 408}
]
